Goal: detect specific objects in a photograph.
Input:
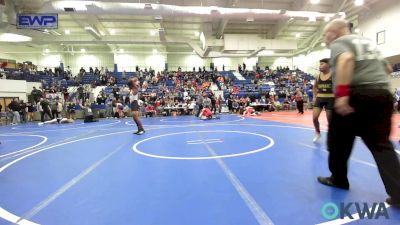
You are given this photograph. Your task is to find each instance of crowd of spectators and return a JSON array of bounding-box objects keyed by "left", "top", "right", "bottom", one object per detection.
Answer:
[{"left": 1, "top": 62, "right": 322, "bottom": 124}]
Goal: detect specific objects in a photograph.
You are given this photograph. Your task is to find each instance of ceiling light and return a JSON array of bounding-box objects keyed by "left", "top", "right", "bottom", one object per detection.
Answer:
[
  {"left": 150, "top": 30, "right": 157, "bottom": 36},
  {"left": 119, "top": 49, "right": 124, "bottom": 53},
  {"left": 81, "top": 48, "right": 86, "bottom": 53},
  {"left": 308, "top": 16, "right": 316, "bottom": 22},
  {"left": 0, "top": 33, "right": 32, "bottom": 42},
  {"left": 44, "top": 49, "right": 50, "bottom": 53},
  {"left": 310, "top": 0, "right": 320, "bottom": 4},
  {"left": 246, "top": 17, "right": 254, "bottom": 22},
  {"left": 295, "top": 33, "right": 301, "bottom": 38},
  {"left": 339, "top": 12, "right": 346, "bottom": 19},
  {"left": 355, "top": 0, "right": 364, "bottom": 6},
  {"left": 42, "top": 29, "right": 50, "bottom": 35},
  {"left": 259, "top": 50, "right": 275, "bottom": 56},
  {"left": 109, "top": 29, "right": 115, "bottom": 35},
  {"left": 152, "top": 49, "right": 158, "bottom": 54},
  {"left": 210, "top": 6, "right": 219, "bottom": 14},
  {"left": 65, "top": 29, "right": 70, "bottom": 35},
  {"left": 321, "top": 43, "right": 326, "bottom": 47},
  {"left": 56, "top": 1, "right": 88, "bottom": 11}
]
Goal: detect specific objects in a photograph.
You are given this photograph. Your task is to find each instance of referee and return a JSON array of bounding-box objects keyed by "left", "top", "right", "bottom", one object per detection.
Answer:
[{"left": 317, "top": 19, "right": 400, "bottom": 207}]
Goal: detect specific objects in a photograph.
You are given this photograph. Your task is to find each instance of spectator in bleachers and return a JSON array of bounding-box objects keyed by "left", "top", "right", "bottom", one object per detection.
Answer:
[
  {"left": 31, "top": 86, "right": 42, "bottom": 104},
  {"left": 112, "top": 85, "right": 120, "bottom": 100},
  {"left": 94, "top": 67, "right": 100, "bottom": 76},
  {"left": 145, "top": 104, "right": 155, "bottom": 117},
  {"left": 66, "top": 66, "right": 72, "bottom": 76},
  {"left": 77, "top": 84, "right": 84, "bottom": 101},
  {"left": 122, "top": 70, "right": 126, "bottom": 80},
  {"left": 62, "top": 88, "right": 69, "bottom": 102}
]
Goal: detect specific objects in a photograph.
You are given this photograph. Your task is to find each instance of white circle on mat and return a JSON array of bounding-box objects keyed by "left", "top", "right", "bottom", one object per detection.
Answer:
[{"left": 132, "top": 130, "right": 274, "bottom": 160}]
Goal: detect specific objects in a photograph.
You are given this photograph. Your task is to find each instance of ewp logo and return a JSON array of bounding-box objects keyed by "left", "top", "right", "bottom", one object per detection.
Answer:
[
  {"left": 321, "top": 202, "right": 389, "bottom": 220},
  {"left": 17, "top": 14, "right": 58, "bottom": 29}
]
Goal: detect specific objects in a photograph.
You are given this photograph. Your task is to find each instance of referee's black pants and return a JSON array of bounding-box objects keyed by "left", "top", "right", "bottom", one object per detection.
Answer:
[
  {"left": 327, "top": 87, "right": 400, "bottom": 201},
  {"left": 41, "top": 109, "right": 53, "bottom": 122},
  {"left": 296, "top": 100, "right": 304, "bottom": 114}
]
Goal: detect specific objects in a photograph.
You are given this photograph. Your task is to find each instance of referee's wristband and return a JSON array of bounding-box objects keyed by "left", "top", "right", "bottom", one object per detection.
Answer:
[{"left": 335, "top": 85, "right": 350, "bottom": 97}]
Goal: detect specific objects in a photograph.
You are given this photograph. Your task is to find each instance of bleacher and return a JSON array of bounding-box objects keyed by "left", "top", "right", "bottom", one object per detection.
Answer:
[
  {"left": 219, "top": 71, "right": 236, "bottom": 80},
  {"left": 2, "top": 66, "right": 317, "bottom": 107},
  {"left": 81, "top": 73, "right": 99, "bottom": 84},
  {"left": 112, "top": 72, "right": 137, "bottom": 84}
]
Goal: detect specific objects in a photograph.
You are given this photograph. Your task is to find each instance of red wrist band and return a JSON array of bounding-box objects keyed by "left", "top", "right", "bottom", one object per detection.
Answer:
[{"left": 335, "top": 85, "right": 350, "bottom": 97}]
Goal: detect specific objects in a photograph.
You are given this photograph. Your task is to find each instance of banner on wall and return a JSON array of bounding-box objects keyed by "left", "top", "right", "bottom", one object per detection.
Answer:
[{"left": 17, "top": 14, "right": 58, "bottom": 29}]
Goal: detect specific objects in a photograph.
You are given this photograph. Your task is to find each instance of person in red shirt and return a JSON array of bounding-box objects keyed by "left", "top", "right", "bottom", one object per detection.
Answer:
[
  {"left": 243, "top": 106, "right": 260, "bottom": 116},
  {"left": 145, "top": 104, "right": 155, "bottom": 117},
  {"left": 199, "top": 106, "right": 219, "bottom": 120}
]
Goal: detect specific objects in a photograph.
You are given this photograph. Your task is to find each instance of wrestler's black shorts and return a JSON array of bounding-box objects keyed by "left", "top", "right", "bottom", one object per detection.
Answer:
[
  {"left": 315, "top": 97, "right": 334, "bottom": 110},
  {"left": 131, "top": 100, "right": 139, "bottom": 111}
]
